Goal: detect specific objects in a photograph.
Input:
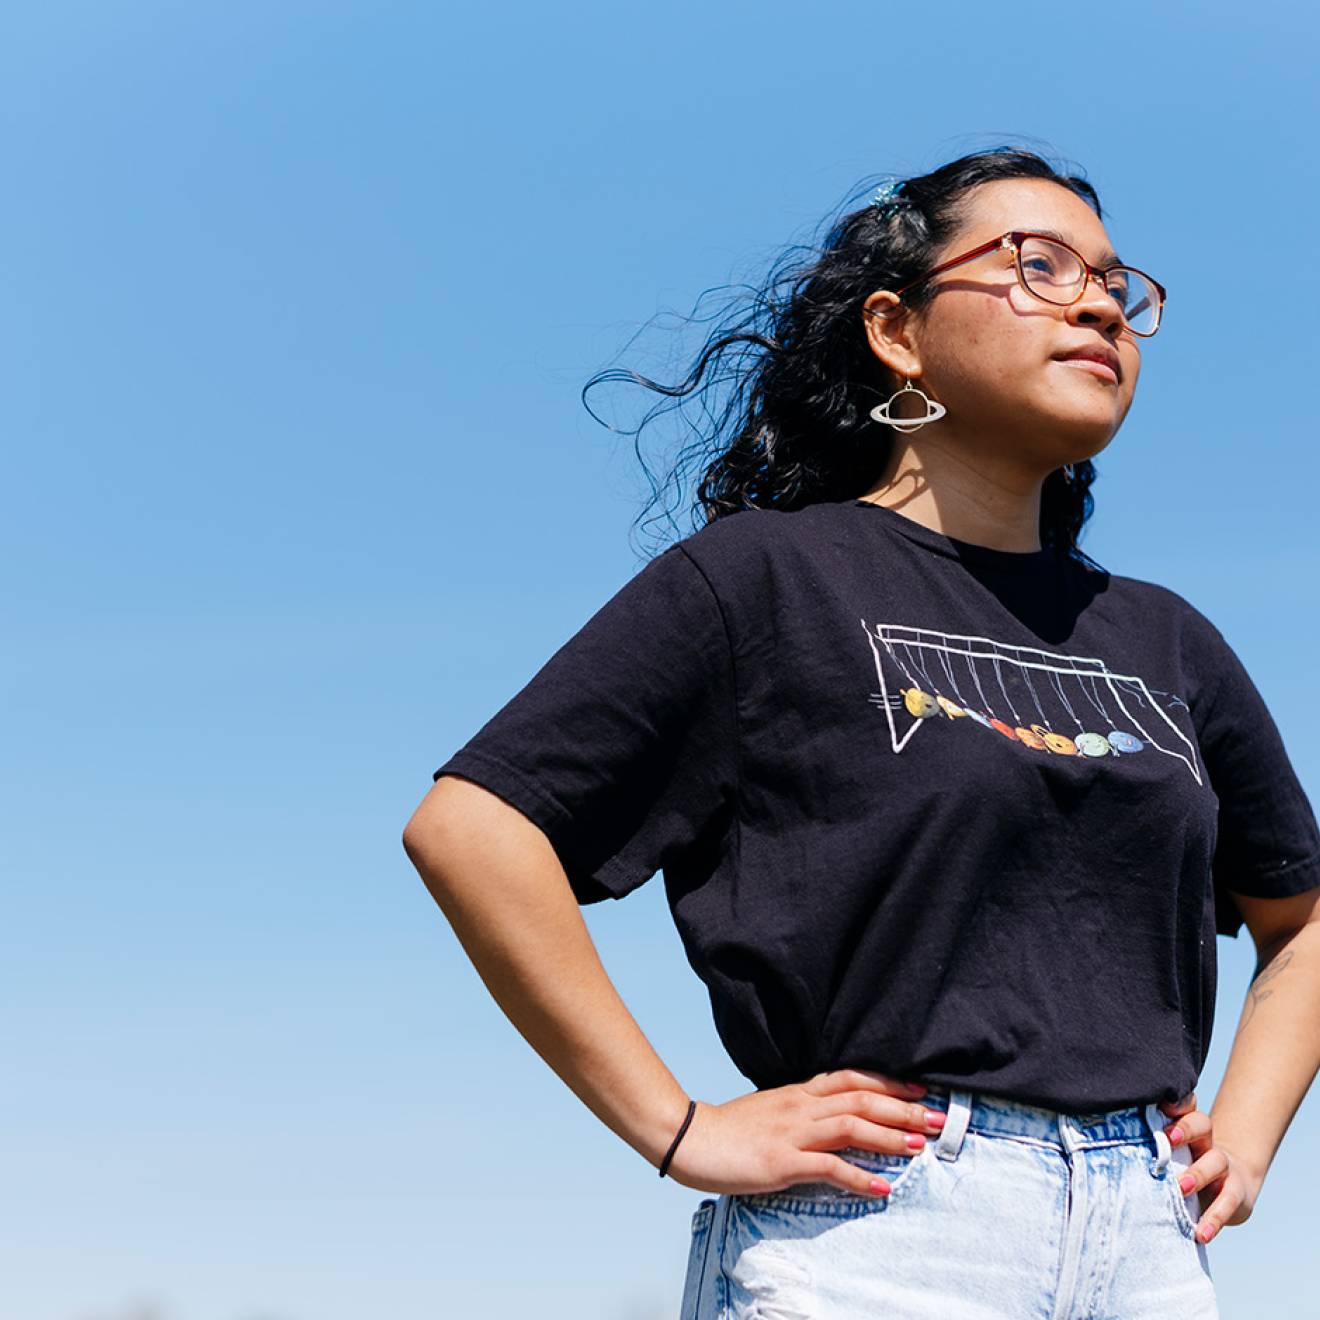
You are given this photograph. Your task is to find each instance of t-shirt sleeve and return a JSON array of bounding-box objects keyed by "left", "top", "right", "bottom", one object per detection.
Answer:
[
  {"left": 431, "top": 542, "right": 739, "bottom": 904},
  {"left": 1189, "top": 611, "right": 1320, "bottom": 938}
]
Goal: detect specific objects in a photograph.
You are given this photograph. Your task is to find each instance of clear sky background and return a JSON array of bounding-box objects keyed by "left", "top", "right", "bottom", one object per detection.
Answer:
[{"left": 3, "top": 2, "right": 1317, "bottom": 1318}]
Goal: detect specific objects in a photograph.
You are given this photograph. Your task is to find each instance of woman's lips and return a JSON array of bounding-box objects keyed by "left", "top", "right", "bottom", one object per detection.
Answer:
[{"left": 1056, "top": 357, "right": 1118, "bottom": 384}]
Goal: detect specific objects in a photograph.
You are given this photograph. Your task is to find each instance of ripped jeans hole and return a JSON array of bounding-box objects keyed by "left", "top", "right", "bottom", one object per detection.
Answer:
[{"left": 730, "top": 1245, "right": 816, "bottom": 1319}]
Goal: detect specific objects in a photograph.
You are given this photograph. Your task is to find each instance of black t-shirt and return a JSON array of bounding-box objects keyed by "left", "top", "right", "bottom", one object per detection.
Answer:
[{"left": 432, "top": 498, "right": 1320, "bottom": 1112}]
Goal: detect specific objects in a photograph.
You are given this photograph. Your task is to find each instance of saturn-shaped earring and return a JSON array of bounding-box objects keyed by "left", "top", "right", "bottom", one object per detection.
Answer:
[{"left": 869, "top": 376, "right": 947, "bottom": 433}]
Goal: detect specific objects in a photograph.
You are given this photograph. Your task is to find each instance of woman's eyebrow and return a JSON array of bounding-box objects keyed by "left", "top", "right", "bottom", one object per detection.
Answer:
[{"left": 1028, "top": 226, "right": 1123, "bottom": 268}]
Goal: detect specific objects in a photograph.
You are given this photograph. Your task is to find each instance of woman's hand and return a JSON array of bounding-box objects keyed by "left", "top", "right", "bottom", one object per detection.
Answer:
[
  {"left": 1159, "top": 1091, "right": 1264, "bottom": 1244},
  {"left": 663, "top": 1069, "right": 945, "bottom": 1198}
]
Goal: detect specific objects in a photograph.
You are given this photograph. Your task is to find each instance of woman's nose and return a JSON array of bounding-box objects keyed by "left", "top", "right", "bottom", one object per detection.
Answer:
[{"left": 1068, "top": 272, "right": 1127, "bottom": 333}]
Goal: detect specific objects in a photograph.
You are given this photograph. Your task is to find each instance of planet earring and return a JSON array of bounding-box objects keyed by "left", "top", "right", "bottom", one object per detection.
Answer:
[{"left": 869, "top": 376, "right": 947, "bottom": 433}]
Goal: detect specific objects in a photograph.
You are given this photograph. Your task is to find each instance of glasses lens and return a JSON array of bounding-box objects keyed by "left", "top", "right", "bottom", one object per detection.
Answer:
[
  {"left": 1109, "top": 270, "right": 1161, "bottom": 336},
  {"left": 1019, "top": 236, "right": 1085, "bottom": 304},
  {"left": 1019, "top": 237, "right": 1161, "bottom": 336}
]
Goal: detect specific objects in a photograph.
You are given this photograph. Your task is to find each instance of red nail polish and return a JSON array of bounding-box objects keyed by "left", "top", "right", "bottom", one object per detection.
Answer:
[
  {"left": 869, "top": 1178, "right": 891, "bottom": 1195},
  {"left": 1167, "top": 1126, "right": 1183, "bottom": 1145},
  {"left": 1179, "top": 1174, "right": 1196, "bottom": 1194},
  {"left": 906, "top": 1133, "right": 926, "bottom": 1149},
  {"left": 1202, "top": 1223, "right": 1216, "bottom": 1243}
]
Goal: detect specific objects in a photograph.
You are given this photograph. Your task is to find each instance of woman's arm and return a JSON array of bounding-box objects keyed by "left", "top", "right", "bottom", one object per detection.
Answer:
[
  {"left": 402, "top": 774, "right": 695, "bottom": 1169},
  {"left": 1207, "top": 888, "right": 1320, "bottom": 1193}
]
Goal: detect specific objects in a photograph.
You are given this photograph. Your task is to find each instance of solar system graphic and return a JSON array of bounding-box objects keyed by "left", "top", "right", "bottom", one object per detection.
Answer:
[{"left": 860, "top": 620, "right": 1204, "bottom": 786}]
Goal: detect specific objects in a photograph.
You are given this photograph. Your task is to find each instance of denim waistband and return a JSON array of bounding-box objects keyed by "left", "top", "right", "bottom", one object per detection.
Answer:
[{"left": 918, "top": 1082, "right": 1165, "bottom": 1151}]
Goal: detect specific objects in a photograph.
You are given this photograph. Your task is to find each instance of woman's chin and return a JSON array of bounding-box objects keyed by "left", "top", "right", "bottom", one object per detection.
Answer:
[{"left": 1043, "top": 402, "right": 1123, "bottom": 448}]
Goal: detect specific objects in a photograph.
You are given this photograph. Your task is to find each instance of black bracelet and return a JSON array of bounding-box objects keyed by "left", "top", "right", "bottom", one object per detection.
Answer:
[{"left": 658, "top": 1098, "right": 698, "bottom": 1178}]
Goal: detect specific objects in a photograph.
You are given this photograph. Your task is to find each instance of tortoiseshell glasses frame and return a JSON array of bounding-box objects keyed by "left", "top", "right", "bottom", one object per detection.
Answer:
[{"left": 888, "top": 230, "right": 1167, "bottom": 338}]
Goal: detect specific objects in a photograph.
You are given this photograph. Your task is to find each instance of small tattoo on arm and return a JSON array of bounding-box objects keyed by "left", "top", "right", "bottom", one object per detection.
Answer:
[{"left": 1243, "top": 950, "right": 1294, "bottom": 1029}]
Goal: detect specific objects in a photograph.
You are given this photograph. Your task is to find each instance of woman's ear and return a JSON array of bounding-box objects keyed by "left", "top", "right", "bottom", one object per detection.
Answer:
[{"left": 863, "top": 290, "right": 923, "bottom": 381}]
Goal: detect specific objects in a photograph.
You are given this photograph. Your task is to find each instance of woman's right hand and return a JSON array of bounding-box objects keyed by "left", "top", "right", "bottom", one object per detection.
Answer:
[{"left": 663, "top": 1069, "right": 947, "bottom": 1198}]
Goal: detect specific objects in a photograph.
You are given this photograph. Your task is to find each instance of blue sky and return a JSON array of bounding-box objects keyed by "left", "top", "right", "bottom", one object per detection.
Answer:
[{"left": 3, "top": 2, "right": 1318, "bottom": 1317}]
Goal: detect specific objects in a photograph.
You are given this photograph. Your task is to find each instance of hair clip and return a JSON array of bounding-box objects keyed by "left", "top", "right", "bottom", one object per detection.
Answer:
[{"left": 871, "top": 179, "right": 906, "bottom": 218}]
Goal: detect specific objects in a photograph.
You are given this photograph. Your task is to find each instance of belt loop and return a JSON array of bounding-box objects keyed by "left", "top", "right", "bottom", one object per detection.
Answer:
[
  {"left": 1144, "top": 1101, "right": 1172, "bottom": 1173},
  {"left": 1058, "top": 1110, "right": 1081, "bottom": 1154},
  {"left": 935, "top": 1088, "right": 973, "bottom": 1162}
]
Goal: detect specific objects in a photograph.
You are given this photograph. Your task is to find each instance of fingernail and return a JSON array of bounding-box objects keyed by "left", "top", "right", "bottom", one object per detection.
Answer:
[
  {"left": 1167, "top": 1125, "right": 1184, "bottom": 1145},
  {"left": 925, "top": 1109, "right": 946, "bottom": 1129},
  {"left": 906, "top": 1133, "right": 926, "bottom": 1149},
  {"left": 869, "top": 1178, "right": 891, "bottom": 1195},
  {"left": 1201, "top": 1222, "right": 1217, "bottom": 1243},
  {"left": 1179, "top": 1174, "right": 1196, "bottom": 1194}
]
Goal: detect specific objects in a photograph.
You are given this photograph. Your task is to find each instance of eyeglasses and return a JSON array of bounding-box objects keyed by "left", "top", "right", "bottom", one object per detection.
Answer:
[{"left": 890, "top": 230, "right": 1167, "bottom": 338}]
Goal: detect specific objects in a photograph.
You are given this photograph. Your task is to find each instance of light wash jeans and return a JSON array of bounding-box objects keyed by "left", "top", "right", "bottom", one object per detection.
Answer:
[{"left": 679, "top": 1083, "right": 1217, "bottom": 1319}]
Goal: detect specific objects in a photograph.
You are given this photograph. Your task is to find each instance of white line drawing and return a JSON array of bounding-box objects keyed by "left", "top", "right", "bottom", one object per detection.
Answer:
[{"left": 860, "top": 620, "right": 1204, "bottom": 786}]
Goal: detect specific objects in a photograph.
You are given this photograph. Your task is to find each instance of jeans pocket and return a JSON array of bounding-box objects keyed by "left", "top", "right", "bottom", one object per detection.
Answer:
[
  {"left": 735, "top": 1141, "right": 932, "bottom": 1214},
  {"left": 679, "top": 1198, "right": 717, "bottom": 1320},
  {"left": 1163, "top": 1146, "right": 1202, "bottom": 1241},
  {"left": 834, "top": 1141, "right": 932, "bottom": 1203}
]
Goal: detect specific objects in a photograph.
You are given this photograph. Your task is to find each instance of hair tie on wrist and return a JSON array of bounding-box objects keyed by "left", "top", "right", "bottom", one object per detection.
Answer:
[{"left": 658, "top": 1099, "right": 698, "bottom": 1178}]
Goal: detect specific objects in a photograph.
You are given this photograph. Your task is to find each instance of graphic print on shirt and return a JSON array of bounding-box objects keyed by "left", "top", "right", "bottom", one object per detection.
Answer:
[{"left": 859, "top": 620, "right": 1204, "bottom": 785}]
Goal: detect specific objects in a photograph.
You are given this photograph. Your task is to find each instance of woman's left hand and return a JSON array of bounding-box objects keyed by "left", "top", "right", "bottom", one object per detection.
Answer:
[{"left": 1159, "top": 1091, "right": 1263, "bottom": 1244}]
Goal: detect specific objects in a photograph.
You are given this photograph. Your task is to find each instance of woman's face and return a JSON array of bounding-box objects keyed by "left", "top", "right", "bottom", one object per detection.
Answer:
[{"left": 864, "top": 178, "right": 1145, "bottom": 472}]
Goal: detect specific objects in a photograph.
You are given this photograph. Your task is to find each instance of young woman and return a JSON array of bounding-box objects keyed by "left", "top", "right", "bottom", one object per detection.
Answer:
[{"left": 402, "top": 146, "right": 1320, "bottom": 1318}]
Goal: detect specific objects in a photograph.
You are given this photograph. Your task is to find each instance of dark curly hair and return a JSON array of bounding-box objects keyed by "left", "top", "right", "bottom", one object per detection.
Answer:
[{"left": 582, "top": 144, "right": 1109, "bottom": 570}]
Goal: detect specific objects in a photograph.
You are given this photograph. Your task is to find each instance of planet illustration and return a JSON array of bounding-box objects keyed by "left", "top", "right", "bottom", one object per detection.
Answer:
[
  {"left": 1032, "top": 723, "right": 1078, "bottom": 755},
  {"left": 903, "top": 687, "right": 942, "bottom": 719},
  {"left": 1108, "top": 730, "right": 1145, "bottom": 753},
  {"left": 1075, "top": 732, "right": 1111, "bottom": 757}
]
